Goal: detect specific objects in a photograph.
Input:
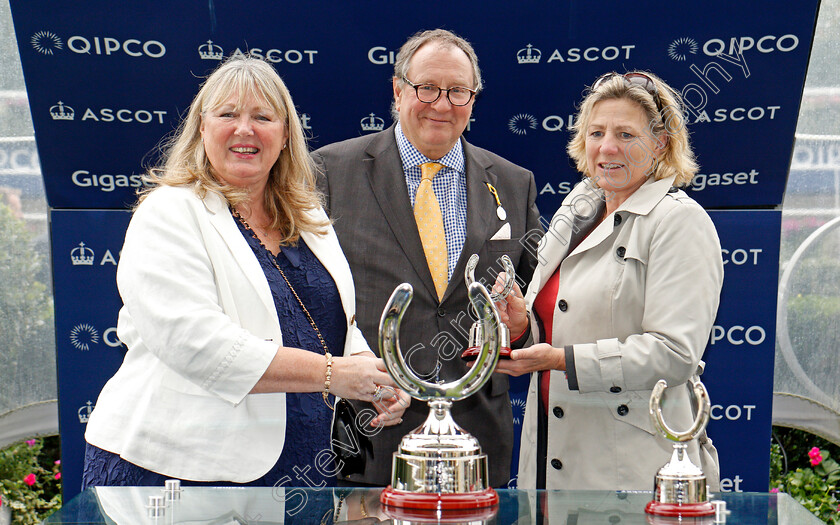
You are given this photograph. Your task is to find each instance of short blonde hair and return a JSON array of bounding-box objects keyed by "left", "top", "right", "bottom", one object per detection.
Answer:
[
  {"left": 142, "top": 55, "right": 326, "bottom": 244},
  {"left": 567, "top": 71, "right": 698, "bottom": 187}
]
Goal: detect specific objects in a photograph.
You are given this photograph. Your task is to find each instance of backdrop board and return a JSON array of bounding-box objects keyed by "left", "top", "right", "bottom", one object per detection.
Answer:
[
  {"left": 49, "top": 210, "right": 131, "bottom": 500},
  {"left": 8, "top": 0, "right": 819, "bottom": 500},
  {"left": 9, "top": 1, "right": 819, "bottom": 211}
]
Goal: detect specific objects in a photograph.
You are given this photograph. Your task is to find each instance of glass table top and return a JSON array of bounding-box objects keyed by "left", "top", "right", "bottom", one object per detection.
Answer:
[{"left": 44, "top": 487, "right": 823, "bottom": 525}]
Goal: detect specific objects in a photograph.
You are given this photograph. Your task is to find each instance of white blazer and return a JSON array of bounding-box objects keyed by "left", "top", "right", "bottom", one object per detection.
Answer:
[
  {"left": 85, "top": 185, "right": 371, "bottom": 482},
  {"left": 517, "top": 176, "right": 724, "bottom": 490}
]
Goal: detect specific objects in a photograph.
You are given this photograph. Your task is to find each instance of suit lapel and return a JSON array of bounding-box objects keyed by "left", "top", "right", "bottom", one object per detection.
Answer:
[
  {"left": 365, "top": 126, "right": 439, "bottom": 300},
  {"left": 444, "top": 140, "right": 495, "bottom": 301}
]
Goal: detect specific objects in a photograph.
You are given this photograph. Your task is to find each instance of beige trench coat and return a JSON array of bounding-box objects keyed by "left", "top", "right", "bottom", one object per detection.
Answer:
[{"left": 517, "top": 175, "right": 724, "bottom": 490}]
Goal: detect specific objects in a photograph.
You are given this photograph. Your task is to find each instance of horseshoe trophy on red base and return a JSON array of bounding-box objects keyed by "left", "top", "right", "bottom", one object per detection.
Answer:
[
  {"left": 645, "top": 377, "right": 716, "bottom": 517},
  {"left": 378, "top": 282, "right": 501, "bottom": 512},
  {"left": 461, "top": 254, "right": 515, "bottom": 361}
]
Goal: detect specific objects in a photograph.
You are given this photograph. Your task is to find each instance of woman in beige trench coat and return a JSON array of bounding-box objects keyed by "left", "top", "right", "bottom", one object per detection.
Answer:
[{"left": 495, "top": 71, "right": 724, "bottom": 491}]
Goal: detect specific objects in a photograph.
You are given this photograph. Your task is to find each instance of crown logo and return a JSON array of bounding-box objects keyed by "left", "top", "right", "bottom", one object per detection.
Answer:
[
  {"left": 198, "top": 40, "right": 224, "bottom": 60},
  {"left": 70, "top": 241, "right": 95, "bottom": 265},
  {"left": 50, "top": 101, "right": 75, "bottom": 121},
  {"left": 78, "top": 401, "right": 94, "bottom": 423},
  {"left": 516, "top": 44, "right": 541, "bottom": 64},
  {"left": 360, "top": 113, "right": 384, "bottom": 132}
]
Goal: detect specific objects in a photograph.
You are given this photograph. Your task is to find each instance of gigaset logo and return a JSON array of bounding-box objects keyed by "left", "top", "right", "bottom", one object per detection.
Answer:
[
  {"left": 32, "top": 31, "right": 166, "bottom": 58},
  {"left": 71, "top": 170, "right": 147, "bottom": 192}
]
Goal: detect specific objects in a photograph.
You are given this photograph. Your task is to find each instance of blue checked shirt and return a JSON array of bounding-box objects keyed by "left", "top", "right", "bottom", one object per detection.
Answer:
[{"left": 396, "top": 123, "right": 467, "bottom": 281}]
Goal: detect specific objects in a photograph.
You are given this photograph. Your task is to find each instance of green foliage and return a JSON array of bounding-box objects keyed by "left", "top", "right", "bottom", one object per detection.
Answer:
[
  {"left": 0, "top": 201, "right": 55, "bottom": 413},
  {"left": 0, "top": 437, "right": 62, "bottom": 525},
  {"left": 771, "top": 427, "right": 840, "bottom": 524}
]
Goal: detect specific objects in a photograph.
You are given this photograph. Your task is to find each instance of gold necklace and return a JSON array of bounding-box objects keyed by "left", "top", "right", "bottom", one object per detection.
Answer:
[{"left": 231, "top": 209, "right": 333, "bottom": 381}]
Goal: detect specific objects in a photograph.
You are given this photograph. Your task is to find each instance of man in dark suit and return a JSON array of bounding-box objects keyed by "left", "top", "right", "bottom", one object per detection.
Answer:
[{"left": 313, "top": 29, "right": 541, "bottom": 488}]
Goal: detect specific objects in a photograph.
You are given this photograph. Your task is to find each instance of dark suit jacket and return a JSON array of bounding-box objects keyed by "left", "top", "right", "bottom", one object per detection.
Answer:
[{"left": 312, "top": 125, "right": 541, "bottom": 486}]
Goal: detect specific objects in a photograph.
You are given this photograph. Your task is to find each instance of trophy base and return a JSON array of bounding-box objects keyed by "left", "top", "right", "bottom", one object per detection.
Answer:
[
  {"left": 644, "top": 500, "right": 715, "bottom": 517},
  {"left": 462, "top": 346, "right": 511, "bottom": 361},
  {"left": 380, "top": 486, "right": 499, "bottom": 510}
]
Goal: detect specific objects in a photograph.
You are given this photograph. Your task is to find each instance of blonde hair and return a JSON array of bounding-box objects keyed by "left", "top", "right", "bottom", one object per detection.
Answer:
[
  {"left": 142, "top": 55, "right": 326, "bottom": 244},
  {"left": 567, "top": 71, "right": 698, "bottom": 187}
]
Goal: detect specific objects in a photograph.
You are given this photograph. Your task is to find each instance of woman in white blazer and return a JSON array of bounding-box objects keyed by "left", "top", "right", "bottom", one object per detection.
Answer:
[
  {"left": 83, "top": 56, "right": 409, "bottom": 488},
  {"left": 495, "top": 72, "right": 724, "bottom": 490}
]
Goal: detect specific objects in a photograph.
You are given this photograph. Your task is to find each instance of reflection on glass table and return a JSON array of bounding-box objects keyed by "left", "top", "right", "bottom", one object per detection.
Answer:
[{"left": 45, "top": 487, "right": 822, "bottom": 525}]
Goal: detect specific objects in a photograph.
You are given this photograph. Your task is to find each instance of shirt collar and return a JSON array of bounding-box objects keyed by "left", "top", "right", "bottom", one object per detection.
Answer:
[{"left": 395, "top": 121, "right": 465, "bottom": 174}]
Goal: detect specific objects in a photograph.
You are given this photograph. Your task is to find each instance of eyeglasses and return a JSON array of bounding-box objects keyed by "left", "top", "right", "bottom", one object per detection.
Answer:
[
  {"left": 401, "top": 77, "right": 476, "bottom": 106},
  {"left": 591, "top": 72, "right": 663, "bottom": 112}
]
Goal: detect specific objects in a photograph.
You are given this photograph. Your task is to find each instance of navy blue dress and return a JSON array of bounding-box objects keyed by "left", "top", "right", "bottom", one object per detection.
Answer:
[{"left": 82, "top": 217, "right": 346, "bottom": 489}]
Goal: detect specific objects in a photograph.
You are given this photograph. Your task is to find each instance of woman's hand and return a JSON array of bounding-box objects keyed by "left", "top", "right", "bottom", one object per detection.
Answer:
[
  {"left": 494, "top": 343, "right": 565, "bottom": 376},
  {"left": 369, "top": 385, "right": 411, "bottom": 427},
  {"left": 330, "top": 355, "right": 410, "bottom": 427},
  {"left": 493, "top": 272, "right": 528, "bottom": 337}
]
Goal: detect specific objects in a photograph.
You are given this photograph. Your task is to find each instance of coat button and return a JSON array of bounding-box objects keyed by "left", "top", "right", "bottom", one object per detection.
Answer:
[
  {"left": 616, "top": 246, "right": 626, "bottom": 258},
  {"left": 551, "top": 458, "right": 563, "bottom": 470},
  {"left": 609, "top": 516, "right": 621, "bottom": 524},
  {"left": 617, "top": 404, "right": 629, "bottom": 416},
  {"left": 614, "top": 214, "right": 622, "bottom": 226},
  {"left": 437, "top": 307, "right": 446, "bottom": 317},
  {"left": 553, "top": 406, "right": 564, "bottom": 419},
  {"left": 609, "top": 386, "right": 622, "bottom": 393},
  {"left": 557, "top": 299, "right": 568, "bottom": 312}
]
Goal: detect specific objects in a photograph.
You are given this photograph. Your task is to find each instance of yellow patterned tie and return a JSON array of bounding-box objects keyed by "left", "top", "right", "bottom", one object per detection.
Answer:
[{"left": 415, "top": 162, "right": 448, "bottom": 300}]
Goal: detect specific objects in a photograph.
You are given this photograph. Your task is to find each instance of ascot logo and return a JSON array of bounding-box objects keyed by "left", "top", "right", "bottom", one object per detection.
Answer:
[
  {"left": 31, "top": 31, "right": 166, "bottom": 58},
  {"left": 520, "top": 44, "right": 636, "bottom": 64},
  {"left": 51, "top": 101, "right": 167, "bottom": 124},
  {"left": 50, "top": 101, "right": 74, "bottom": 120},
  {"left": 70, "top": 242, "right": 95, "bottom": 266},
  {"left": 31, "top": 31, "right": 63, "bottom": 55},
  {"left": 360, "top": 113, "right": 384, "bottom": 132},
  {"left": 69, "top": 240, "right": 120, "bottom": 266},
  {"left": 78, "top": 401, "right": 94, "bottom": 424},
  {"left": 70, "top": 323, "right": 99, "bottom": 351},
  {"left": 516, "top": 44, "right": 541, "bottom": 64},
  {"left": 228, "top": 46, "right": 318, "bottom": 64},
  {"left": 199, "top": 40, "right": 224, "bottom": 60},
  {"left": 668, "top": 37, "right": 699, "bottom": 61},
  {"left": 508, "top": 113, "right": 538, "bottom": 135}
]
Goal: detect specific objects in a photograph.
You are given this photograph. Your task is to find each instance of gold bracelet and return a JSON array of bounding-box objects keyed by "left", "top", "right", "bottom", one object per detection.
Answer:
[{"left": 322, "top": 352, "right": 334, "bottom": 410}]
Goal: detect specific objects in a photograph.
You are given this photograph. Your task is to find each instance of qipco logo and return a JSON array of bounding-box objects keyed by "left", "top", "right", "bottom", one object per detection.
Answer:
[
  {"left": 702, "top": 34, "right": 799, "bottom": 57},
  {"left": 67, "top": 35, "right": 166, "bottom": 58}
]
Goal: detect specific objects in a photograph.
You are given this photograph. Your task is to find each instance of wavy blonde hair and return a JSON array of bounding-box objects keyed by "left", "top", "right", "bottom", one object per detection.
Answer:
[
  {"left": 567, "top": 70, "right": 698, "bottom": 187},
  {"left": 141, "top": 55, "right": 327, "bottom": 244}
]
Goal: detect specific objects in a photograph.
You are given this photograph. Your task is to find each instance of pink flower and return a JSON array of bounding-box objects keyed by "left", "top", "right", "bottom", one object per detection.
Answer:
[
  {"left": 23, "top": 473, "right": 36, "bottom": 486},
  {"left": 54, "top": 472, "right": 61, "bottom": 481},
  {"left": 54, "top": 460, "right": 61, "bottom": 466},
  {"left": 808, "top": 446, "right": 823, "bottom": 466},
  {"left": 25, "top": 439, "right": 36, "bottom": 447},
  {"left": 770, "top": 487, "right": 780, "bottom": 493}
]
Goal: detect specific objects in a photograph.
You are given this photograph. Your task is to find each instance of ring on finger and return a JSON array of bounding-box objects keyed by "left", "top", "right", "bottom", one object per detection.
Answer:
[{"left": 373, "top": 384, "right": 383, "bottom": 400}]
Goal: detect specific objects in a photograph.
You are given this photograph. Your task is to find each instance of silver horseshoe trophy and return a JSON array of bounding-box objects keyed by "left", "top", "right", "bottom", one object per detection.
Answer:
[
  {"left": 378, "top": 282, "right": 501, "bottom": 511},
  {"left": 461, "top": 254, "right": 515, "bottom": 361},
  {"left": 645, "top": 376, "right": 716, "bottom": 517}
]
